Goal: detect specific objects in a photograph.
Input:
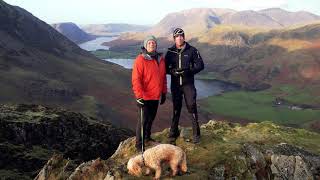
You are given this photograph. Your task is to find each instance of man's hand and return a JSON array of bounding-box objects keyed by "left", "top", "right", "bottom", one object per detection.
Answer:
[
  {"left": 175, "top": 68, "right": 185, "bottom": 74},
  {"left": 136, "top": 98, "right": 144, "bottom": 108},
  {"left": 160, "top": 93, "right": 166, "bottom": 105},
  {"left": 170, "top": 68, "right": 187, "bottom": 76},
  {"left": 170, "top": 68, "right": 179, "bottom": 77}
]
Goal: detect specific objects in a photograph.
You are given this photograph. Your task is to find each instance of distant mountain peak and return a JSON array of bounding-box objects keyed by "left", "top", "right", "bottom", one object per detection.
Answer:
[{"left": 51, "top": 22, "right": 95, "bottom": 44}]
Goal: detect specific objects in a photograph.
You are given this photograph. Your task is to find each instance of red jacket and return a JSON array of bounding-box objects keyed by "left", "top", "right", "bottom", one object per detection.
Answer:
[{"left": 132, "top": 53, "right": 167, "bottom": 100}]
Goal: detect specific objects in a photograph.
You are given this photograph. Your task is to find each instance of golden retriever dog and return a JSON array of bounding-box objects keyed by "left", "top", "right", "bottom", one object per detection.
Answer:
[{"left": 127, "top": 144, "right": 187, "bottom": 179}]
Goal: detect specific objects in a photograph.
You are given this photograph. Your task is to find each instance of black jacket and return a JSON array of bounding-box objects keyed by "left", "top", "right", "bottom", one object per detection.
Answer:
[{"left": 165, "top": 42, "right": 204, "bottom": 86}]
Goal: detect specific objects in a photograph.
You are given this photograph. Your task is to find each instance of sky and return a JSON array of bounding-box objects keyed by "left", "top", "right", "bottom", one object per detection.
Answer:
[{"left": 4, "top": 0, "right": 320, "bottom": 25}]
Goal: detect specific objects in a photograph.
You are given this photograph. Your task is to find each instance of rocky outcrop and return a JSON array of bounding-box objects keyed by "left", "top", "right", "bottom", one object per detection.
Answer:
[
  {"left": 0, "top": 104, "right": 133, "bottom": 179},
  {"left": 271, "top": 143, "right": 320, "bottom": 178},
  {"left": 270, "top": 154, "right": 312, "bottom": 179}
]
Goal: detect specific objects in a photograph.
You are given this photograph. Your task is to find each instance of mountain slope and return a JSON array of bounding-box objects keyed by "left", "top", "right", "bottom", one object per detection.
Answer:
[
  {"left": 35, "top": 120, "right": 320, "bottom": 179},
  {"left": 0, "top": 0, "right": 135, "bottom": 128},
  {"left": 52, "top": 22, "right": 95, "bottom": 44},
  {"left": 189, "top": 24, "right": 320, "bottom": 131},
  {"left": 194, "top": 23, "right": 320, "bottom": 92},
  {"left": 221, "top": 10, "right": 283, "bottom": 28}
]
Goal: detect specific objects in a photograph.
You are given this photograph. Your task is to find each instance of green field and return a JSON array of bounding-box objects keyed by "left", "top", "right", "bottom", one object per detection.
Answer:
[{"left": 199, "top": 85, "right": 320, "bottom": 130}]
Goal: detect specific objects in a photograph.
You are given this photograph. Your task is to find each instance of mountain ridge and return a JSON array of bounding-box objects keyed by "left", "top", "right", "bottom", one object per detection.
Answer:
[
  {"left": 81, "top": 23, "right": 150, "bottom": 36},
  {"left": 120, "top": 7, "right": 320, "bottom": 39}
]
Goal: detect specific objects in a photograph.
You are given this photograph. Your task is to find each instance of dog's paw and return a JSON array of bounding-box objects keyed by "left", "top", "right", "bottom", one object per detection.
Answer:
[{"left": 145, "top": 167, "right": 151, "bottom": 175}]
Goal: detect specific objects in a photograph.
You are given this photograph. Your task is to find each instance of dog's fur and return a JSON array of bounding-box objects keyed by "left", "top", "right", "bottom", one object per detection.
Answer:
[{"left": 127, "top": 144, "right": 187, "bottom": 179}]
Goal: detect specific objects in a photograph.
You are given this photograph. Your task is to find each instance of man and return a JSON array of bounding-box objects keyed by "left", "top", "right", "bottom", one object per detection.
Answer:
[
  {"left": 165, "top": 28, "right": 204, "bottom": 144},
  {"left": 132, "top": 35, "right": 167, "bottom": 151}
]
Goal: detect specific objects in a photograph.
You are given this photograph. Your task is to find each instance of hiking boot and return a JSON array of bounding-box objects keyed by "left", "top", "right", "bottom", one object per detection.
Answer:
[
  {"left": 193, "top": 136, "right": 200, "bottom": 144},
  {"left": 135, "top": 145, "right": 142, "bottom": 152},
  {"left": 168, "top": 137, "right": 177, "bottom": 145},
  {"left": 146, "top": 138, "right": 158, "bottom": 145},
  {"left": 168, "top": 130, "right": 180, "bottom": 139},
  {"left": 190, "top": 112, "right": 201, "bottom": 144},
  {"left": 145, "top": 137, "right": 157, "bottom": 143}
]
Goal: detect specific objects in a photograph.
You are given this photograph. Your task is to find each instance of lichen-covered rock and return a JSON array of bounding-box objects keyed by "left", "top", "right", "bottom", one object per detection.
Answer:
[
  {"left": 35, "top": 154, "right": 71, "bottom": 180},
  {"left": 243, "top": 143, "right": 267, "bottom": 173},
  {"left": 68, "top": 158, "right": 108, "bottom": 180},
  {"left": 270, "top": 143, "right": 320, "bottom": 179},
  {"left": 270, "top": 155, "right": 313, "bottom": 180}
]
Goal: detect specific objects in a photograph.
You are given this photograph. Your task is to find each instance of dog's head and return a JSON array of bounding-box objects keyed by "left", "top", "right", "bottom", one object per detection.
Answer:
[{"left": 127, "top": 156, "right": 142, "bottom": 177}]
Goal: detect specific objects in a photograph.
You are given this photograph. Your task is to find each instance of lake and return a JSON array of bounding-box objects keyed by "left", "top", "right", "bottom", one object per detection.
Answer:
[
  {"left": 102, "top": 58, "right": 240, "bottom": 99},
  {"left": 79, "top": 36, "right": 117, "bottom": 51}
]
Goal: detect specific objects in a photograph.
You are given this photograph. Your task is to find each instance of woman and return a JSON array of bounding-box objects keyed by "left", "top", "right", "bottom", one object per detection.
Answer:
[{"left": 132, "top": 35, "right": 167, "bottom": 152}]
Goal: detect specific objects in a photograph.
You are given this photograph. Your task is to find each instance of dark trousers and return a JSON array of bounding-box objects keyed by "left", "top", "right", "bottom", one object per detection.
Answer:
[
  {"left": 135, "top": 100, "right": 159, "bottom": 148},
  {"left": 169, "top": 83, "right": 200, "bottom": 138}
]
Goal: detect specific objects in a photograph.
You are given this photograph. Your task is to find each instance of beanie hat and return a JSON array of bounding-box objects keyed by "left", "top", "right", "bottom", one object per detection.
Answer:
[
  {"left": 173, "top": 28, "right": 185, "bottom": 38},
  {"left": 143, "top": 35, "right": 157, "bottom": 49}
]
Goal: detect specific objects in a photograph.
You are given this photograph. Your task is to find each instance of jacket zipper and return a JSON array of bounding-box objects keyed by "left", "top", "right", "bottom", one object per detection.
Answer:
[
  {"left": 167, "top": 49, "right": 183, "bottom": 86},
  {"left": 179, "top": 53, "right": 182, "bottom": 85}
]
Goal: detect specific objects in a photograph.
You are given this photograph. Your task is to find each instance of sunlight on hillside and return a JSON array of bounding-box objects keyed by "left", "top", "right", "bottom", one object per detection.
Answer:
[{"left": 268, "top": 38, "right": 312, "bottom": 51}]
